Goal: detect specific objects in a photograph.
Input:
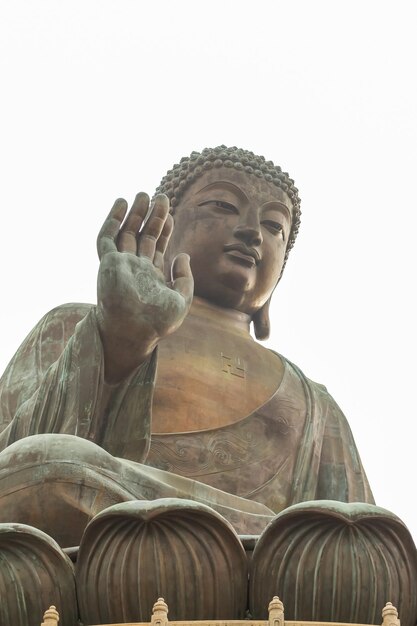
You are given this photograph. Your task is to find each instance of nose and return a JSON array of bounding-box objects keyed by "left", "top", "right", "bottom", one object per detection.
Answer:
[{"left": 233, "top": 213, "right": 263, "bottom": 246}]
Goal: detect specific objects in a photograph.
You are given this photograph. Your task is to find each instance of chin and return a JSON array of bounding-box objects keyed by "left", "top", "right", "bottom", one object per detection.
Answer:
[{"left": 208, "top": 278, "right": 254, "bottom": 311}]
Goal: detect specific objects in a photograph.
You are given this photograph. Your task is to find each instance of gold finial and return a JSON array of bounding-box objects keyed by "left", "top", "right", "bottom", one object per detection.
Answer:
[
  {"left": 151, "top": 598, "right": 169, "bottom": 626},
  {"left": 41, "top": 606, "right": 59, "bottom": 625},
  {"left": 382, "top": 602, "right": 400, "bottom": 626},
  {"left": 268, "top": 596, "right": 284, "bottom": 626}
]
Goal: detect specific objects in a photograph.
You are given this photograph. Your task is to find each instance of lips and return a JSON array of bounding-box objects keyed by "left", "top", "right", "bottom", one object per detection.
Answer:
[{"left": 223, "top": 243, "right": 260, "bottom": 266}]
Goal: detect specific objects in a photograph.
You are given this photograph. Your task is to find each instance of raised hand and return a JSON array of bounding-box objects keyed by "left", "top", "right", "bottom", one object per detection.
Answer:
[{"left": 96, "top": 193, "right": 193, "bottom": 382}]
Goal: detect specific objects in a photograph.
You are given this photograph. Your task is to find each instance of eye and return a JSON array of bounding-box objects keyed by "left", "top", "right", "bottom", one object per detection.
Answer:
[
  {"left": 262, "top": 220, "right": 285, "bottom": 239},
  {"left": 198, "top": 200, "right": 238, "bottom": 213}
]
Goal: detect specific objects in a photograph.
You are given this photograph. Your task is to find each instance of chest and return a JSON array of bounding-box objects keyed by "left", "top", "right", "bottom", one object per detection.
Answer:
[
  {"left": 152, "top": 326, "right": 284, "bottom": 434},
  {"left": 147, "top": 359, "right": 309, "bottom": 509}
]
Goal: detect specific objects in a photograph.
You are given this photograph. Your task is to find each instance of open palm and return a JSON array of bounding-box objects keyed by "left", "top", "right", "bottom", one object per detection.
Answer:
[{"left": 96, "top": 192, "right": 193, "bottom": 382}]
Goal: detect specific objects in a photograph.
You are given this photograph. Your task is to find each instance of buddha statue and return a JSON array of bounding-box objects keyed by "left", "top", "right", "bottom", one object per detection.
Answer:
[{"left": 0, "top": 147, "right": 415, "bottom": 626}]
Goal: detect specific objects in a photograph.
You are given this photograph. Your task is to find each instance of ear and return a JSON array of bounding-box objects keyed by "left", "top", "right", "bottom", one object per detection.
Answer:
[{"left": 253, "top": 298, "right": 271, "bottom": 340}]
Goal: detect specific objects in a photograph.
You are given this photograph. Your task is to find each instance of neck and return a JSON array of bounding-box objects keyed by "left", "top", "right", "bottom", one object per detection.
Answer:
[{"left": 187, "top": 296, "right": 252, "bottom": 338}]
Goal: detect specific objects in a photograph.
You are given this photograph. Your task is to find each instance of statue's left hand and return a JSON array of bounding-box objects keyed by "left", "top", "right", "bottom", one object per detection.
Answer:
[{"left": 96, "top": 192, "right": 194, "bottom": 383}]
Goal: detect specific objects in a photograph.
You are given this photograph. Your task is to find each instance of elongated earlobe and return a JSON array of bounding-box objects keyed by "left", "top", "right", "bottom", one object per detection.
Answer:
[{"left": 253, "top": 298, "right": 271, "bottom": 340}]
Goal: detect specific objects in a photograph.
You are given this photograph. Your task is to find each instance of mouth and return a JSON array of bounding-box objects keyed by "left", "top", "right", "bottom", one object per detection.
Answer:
[{"left": 223, "top": 244, "right": 260, "bottom": 267}]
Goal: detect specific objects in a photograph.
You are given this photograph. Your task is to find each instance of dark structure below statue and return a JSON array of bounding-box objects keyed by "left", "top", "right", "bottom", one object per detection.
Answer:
[{"left": 0, "top": 146, "right": 415, "bottom": 626}]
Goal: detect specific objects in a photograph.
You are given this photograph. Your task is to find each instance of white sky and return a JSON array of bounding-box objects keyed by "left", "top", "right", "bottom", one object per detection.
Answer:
[{"left": 1, "top": 1, "right": 416, "bottom": 540}]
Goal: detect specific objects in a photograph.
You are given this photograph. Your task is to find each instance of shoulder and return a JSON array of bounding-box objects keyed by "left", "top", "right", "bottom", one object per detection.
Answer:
[
  {"left": 0, "top": 303, "right": 94, "bottom": 429},
  {"left": 17, "top": 303, "right": 96, "bottom": 360},
  {"left": 271, "top": 350, "right": 329, "bottom": 394},
  {"left": 1, "top": 303, "right": 95, "bottom": 399},
  {"left": 2, "top": 302, "right": 94, "bottom": 370},
  {"left": 272, "top": 350, "right": 346, "bottom": 417},
  {"left": 37, "top": 302, "right": 94, "bottom": 328}
]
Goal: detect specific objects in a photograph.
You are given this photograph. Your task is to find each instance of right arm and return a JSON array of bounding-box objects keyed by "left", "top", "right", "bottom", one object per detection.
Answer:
[{"left": 0, "top": 192, "right": 194, "bottom": 460}]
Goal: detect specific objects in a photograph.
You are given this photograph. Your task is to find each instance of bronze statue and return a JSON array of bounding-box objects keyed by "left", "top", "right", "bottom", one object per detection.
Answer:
[{"left": 0, "top": 147, "right": 415, "bottom": 626}]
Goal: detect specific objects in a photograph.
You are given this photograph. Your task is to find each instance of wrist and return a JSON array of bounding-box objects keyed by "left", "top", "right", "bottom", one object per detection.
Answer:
[{"left": 94, "top": 306, "right": 159, "bottom": 383}]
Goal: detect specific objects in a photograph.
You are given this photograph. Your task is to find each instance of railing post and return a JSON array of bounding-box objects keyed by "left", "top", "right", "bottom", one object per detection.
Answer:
[
  {"left": 41, "top": 606, "right": 59, "bottom": 626},
  {"left": 268, "top": 596, "right": 285, "bottom": 626},
  {"left": 151, "top": 597, "right": 169, "bottom": 626},
  {"left": 382, "top": 602, "right": 400, "bottom": 626}
]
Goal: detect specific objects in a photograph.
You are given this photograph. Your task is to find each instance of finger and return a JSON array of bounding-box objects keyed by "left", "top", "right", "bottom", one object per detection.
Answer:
[
  {"left": 97, "top": 198, "right": 128, "bottom": 259},
  {"left": 117, "top": 192, "right": 150, "bottom": 254},
  {"left": 137, "top": 194, "right": 170, "bottom": 259},
  {"left": 171, "top": 253, "right": 194, "bottom": 306},
  {"left": 153, "top": 214, "right": 174, "bottom": 271},
  {"left": 155, "top": 213, "right": 174, "bottom": 257}
]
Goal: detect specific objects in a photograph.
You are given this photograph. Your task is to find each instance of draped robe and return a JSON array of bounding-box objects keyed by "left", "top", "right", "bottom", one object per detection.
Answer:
[{"left": 0, "top": 303, "right": 374, "bottom": 544}]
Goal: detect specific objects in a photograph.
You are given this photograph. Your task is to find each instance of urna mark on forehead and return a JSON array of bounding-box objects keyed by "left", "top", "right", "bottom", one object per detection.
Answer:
[{"left": 155, "top": 146, "right": 301, "bottom": 272}]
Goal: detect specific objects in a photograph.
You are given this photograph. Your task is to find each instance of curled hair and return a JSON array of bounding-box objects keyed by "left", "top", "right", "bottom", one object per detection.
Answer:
[{"left": 155, "top": 145, "right": 301, "bottom": 273}]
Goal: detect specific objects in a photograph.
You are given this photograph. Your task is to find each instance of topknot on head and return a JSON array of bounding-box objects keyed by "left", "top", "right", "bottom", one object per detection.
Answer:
[{"left": 155, "top": 146, "right": 302, "bottom": 272}]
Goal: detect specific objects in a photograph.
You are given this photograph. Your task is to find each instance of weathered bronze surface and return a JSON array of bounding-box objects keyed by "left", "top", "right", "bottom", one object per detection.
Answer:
[
  {"left": 0, "top": 146, "right": 415, "bottom": 625},
  {"left": 0, "top": 523, "right": 76, "bottom": 626},
  {"left": 76, "top": 499, "right": 248, "bottom": 623},
  {"left": 250, "top": 501, "right": 417, "bottom": 624},
  {"left": 0, "top": 151, "right": 373, "bottom": 538}
]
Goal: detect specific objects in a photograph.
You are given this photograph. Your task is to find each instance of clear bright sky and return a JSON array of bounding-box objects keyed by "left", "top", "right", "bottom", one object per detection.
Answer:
[{"left": 1, "top": 1, "right": 416, "bottom": 539}]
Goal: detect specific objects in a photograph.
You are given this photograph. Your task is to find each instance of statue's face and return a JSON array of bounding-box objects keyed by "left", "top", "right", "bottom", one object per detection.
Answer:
[{"left": 165, "top": 167, "right": 293, "bottom": 316}]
